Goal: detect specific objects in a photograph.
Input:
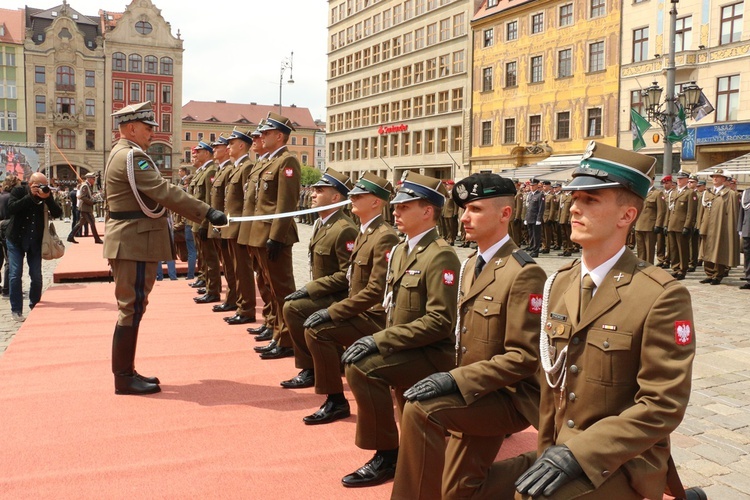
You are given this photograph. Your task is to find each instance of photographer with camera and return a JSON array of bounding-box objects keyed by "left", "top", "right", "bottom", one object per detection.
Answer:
[{"left": 5, "top": 172, "right": 62, "bottom": 322}]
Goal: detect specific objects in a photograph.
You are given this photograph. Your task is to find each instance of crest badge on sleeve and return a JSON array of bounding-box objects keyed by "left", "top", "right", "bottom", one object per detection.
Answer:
[
  {"left": 443, "top": 270, "right": 455, "bottom": 286},
  {"left": 674, "top": 320, "right": 693, "bottom": 345},
  {"left": 346, "top": 241, "right": 355, "bottom": 252},
  {"left": 284, "top": 167, "right": 294, "bottom": 178},
  {"left": 528, "top": 294, "right": 543, "bottom": 314}
]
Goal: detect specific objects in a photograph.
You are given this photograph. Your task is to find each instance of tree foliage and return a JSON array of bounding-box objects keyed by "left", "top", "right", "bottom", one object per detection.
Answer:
[{"left": 301, "top": 165, "right": 322, "bottom": 186}]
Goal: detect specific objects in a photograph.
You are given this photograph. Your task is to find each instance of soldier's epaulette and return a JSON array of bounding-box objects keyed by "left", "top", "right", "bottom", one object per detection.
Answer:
[
  {"left": 558, "top": 258, "right": 579, "bottom": 272},
  {"left": 436, "top": 238, "right": 451, "bottom": 247},
  {"left": 512, "top": 249, "right": 536, "bottom": 267},
  {"left": 636, "top": 262, "right": 675, "bottom": 287}
]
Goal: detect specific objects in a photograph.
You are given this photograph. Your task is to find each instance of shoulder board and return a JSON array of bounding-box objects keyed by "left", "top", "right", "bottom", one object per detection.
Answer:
[
  {"left": 512, "top": 250, "right": 536, "bottom": 267},
  {"left": 436, "top": 238, "right": 451, "bottom": 247},
  {"left": 137, "top": 159, "right": 150, "bottom": 170},
  {"left": 637, "top": 263, "right": 675, "bottom": 287},
  {"left": 558, "top": 258, "right": 579, "bottom": 272}
]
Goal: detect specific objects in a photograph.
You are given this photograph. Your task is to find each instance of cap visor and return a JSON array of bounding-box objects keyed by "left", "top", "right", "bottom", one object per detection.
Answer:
[
  {"left": 391, "top": 191, "right": 419, "bottom": 204},
  {"left": 562, "top": 176, "right": 622, "bottom": 192}
]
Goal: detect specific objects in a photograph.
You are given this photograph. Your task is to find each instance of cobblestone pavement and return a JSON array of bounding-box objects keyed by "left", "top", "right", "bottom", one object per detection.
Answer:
[{"left": 2, "top": 221, "right": 747, "bottom": 498}]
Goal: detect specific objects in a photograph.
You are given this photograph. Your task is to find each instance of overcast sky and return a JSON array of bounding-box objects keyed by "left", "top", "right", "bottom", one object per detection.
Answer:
[{"left": 63, "top": 0, "right": 329, "bottom": 120}]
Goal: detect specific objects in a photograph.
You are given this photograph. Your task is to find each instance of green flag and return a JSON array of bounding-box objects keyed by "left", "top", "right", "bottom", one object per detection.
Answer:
[
  {"left": 668, "top": 105, "right": 688, "bottom": 144},
  {"left": 630, "top": 108, "right": 650, "bottom": 152}
]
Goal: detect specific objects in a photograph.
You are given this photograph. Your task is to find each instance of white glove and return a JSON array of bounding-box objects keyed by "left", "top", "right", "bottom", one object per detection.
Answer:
[{"left": 536, "top": 221, "right": 542, "bottom": 226}]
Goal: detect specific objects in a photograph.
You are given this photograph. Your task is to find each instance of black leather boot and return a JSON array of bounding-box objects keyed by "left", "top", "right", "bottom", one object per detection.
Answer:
[{"left": 112, "top": 324, "right": 160, "bottom": 395}]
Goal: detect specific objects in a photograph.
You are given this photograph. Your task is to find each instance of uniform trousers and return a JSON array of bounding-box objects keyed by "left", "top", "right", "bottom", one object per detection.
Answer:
[
  {"left": 656, "top": 231, "right": 668, "bottom": 265},
  {"left": 704, "top": 261, "right": 728, "bottom": 280},
  {"left": 248, "top": 245, "right": 295, "bottom": 347},
  {"left": 228, "top": 238, "right": 256, "bottom": 317},
  {"left": 690, "top": 230, "right": 700, "bottom": 268},
  {"left": 527, "top": 224, "right": 542, "bottom": 253},
  {"left": 542, "top": 221, "right": 555, "bottom": 250},
  {"left": 304, "top": 311, "right": 385, "bottom": 394},
  {"left": 215, "top": 238, "right": 237, "bottom": 307},
  {"left": 196, "top": 232, "right": 221, "bottom": 296},
  {"left": 668, "top": 231, "right": 690, "bottom": 274},
  {"left": 489, "top": 452, "right": 642, "bottom": 500},
  {"left": 391, "top": 390, "right": 530, "bottom": 500},
  {"left": 110, "top": 259, "right": 156, "bottom": 327},
  {"left": 344, "top": 347, "right": 452, "bottom": 451},
  {"left": 635, "top": 230, "right": 657, "bottom": 264},
  {"left": 249, "top": 250, "right": 273, "bottom": 326},
  {"left": 561, "top": 223, "right": 573, "bottom": 252},
  {"left": 70, "top": 211, "right": 100, "bottom": 240},
  {"left": 284, "top": 294, "right": 344, "bottom": 370}
]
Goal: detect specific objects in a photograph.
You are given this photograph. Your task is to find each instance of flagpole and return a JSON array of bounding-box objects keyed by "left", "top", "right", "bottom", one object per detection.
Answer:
[{"left": 663, "top": 0, "right": 678, "bottom": 176}]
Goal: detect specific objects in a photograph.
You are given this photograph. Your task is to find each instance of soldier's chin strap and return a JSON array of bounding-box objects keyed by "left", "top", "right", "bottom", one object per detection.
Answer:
[
  {"left": 126, "top": 148, "right": 165, "bottom": 219},
  {"left": 539, "top": 272, "right": 569, "bottom": 396}
]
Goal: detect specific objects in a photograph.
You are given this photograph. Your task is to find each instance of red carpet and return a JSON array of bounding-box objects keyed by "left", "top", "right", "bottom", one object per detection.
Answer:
[{"left": 2, "top": 266, "right": 537, "bottom": 498}]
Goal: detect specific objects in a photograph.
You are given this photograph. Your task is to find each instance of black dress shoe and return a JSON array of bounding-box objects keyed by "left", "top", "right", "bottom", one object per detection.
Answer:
[
  {"left": 685, "top": 487, "right": 707, "bottom": 500},
  {"left": 687, "top": 267, "right": 697, "bottom": 272},
  {"left": 247, "top": 324, "right": 269, "bottom": 333},
  {"left": 253, "top": 327, "right": 273, "bottom": 341},
  {"left": 710, "top": 278, "right": 722, "bottom": 285},
  {"left": 114, "top": 375, "right": 161, "bottom": 395},
  {"left": 226, "top": 314, "right": 256, "bottom": 325},
  {"left": 529, "top": 252, "right": 539, "bottom": 258},
  {"left": 195, "top": 288, "right": 206, "bottom": 295},
  {"left": 673, "top": 273, "right": 685, "bottom": 280},
  {"left": 189, "top": 279, "right": 206, "bottom": 288},
  {"left": 213, "top": 303, "right": 238, "bottom": 313},
  {"left": 259, "top": 345, "right": 294, "bottom": 360},
  {"left": 303, "top": 398, "right": 350, "bottom": 425},
  {"left": 133, "top": 370, "right": 160, "bottom": 385},
  {"left": 67, "top": 236, "right": 79, "bottom": 244},
  {"left": 699, "top": 278, "right": 713, "bottom": 284},
  {"left": 254, "top": 340, "right": 277, "bottom": 353},
  {"left": 341, "top": 453, "right": 396, "bottom": 487},
  {"left": 194, "top": 294, "right": 221, "bottom": 304},
  {"left": 557, "top": 252, "right": 571, "bottom": 257},
  {"left": 281, "top": 369, "right": 315, "bottom": 389},
  {"left": 95, "top": 239, "right": 104, "bottom": 244},
  {"left": 740, "top": 283, "right": 750, "bottom": 290}
]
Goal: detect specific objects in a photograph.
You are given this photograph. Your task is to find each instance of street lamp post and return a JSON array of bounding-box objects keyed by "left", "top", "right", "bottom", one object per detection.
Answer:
[{"left": 279, "top": 51, "right": 294, "bottom": 115}]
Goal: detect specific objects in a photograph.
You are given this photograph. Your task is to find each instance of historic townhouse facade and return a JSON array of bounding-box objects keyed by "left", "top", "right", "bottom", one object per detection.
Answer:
[
  {"left": 0, "top": 8, "right": 26, "bottom": 143},
  {"left": 326, "top": 0, "right": 474, "bottom": 185},
  {"left": 620, "top": 0, "right": 750, "bottom": 173},
  {"left": 470, "top": 0, "right": 620, "bottom": 173}
]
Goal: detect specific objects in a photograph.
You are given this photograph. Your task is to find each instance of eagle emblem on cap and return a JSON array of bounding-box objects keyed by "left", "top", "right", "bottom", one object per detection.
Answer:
[
  {"left": 582, "top": 141, "right": 597, "bottom": 160},
  {"left": 456, "top": 183, "right": 468, "bottom": 200}
]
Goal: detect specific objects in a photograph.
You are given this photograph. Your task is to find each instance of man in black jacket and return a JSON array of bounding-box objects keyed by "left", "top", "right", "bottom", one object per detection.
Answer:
[{"left": 6, "top": 172, "right": 62, "bottom": 322}]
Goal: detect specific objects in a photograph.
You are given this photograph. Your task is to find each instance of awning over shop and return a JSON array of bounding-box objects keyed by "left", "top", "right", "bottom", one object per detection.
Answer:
[{"left": 493, "top": 154, "right": 582, "bottom": 182}]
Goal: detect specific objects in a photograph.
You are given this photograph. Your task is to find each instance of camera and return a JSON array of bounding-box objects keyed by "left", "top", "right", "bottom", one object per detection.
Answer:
[{"left": 39, "top": 184, "right": 51, "bottom": 194}]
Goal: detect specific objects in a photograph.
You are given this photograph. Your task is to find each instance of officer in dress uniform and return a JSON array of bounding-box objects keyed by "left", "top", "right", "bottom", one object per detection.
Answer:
[
  {"left": 338, "top": 172, "right": 460, "bottom": 488},
  {"left": 687, "top": 176, "right": 703, "bottom": 271},
  {"left": 219, "top": 128, "right": 257, "bottom": 325},
  {"left": 440, "top": 180, "right": 458, "bottom": 245},
  {"left": 524, "top": 179, "right": 544, "bottom": 257},
  {"left": 656, "top": 175, "right": 674, "bottom": 268},
  {"left": 666, "top": 171, "right": 698, "bottom": 280},
  {"left": 492, "top": 141, "right": 703, "bottom": 499},
  {"left": 557, "top": 186, "right": 574, "bottom": 257},
  {"left": 191, "top": 141, "right": 221, "bottom": 304},
  {"left": 243, "top": 113, "right": 301, "bottom": 359},
  {"left": 739, "top": 187, "right": 750, "bottom": 290},
  {"left": 699, "top": 169, "right": 740, "bottom": 285},
  {"left": 391, "top": 173, "right": 547, "bottom": 499},
  {"left": 297, "top": 173, "right": 399, "bottom": 425},
  {"left": 634, "top": 179, "right": 665, "bottom": 265},
  {"left": 541, "top": 181, "right": 556, "bottom": 253},
  {"left": 104, "top": 102, "right": 226, "bottom": 395},
  {"left": 280, "top": 168, "right": 358, "bottom": 388},
  {"left": 206, "top": 135, "right": 238, "bottom": 314}
]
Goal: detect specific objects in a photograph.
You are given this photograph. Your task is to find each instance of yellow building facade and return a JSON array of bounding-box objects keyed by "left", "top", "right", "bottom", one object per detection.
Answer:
[{"left": 470, "top": 0, "right": 620, "bottom": 172}]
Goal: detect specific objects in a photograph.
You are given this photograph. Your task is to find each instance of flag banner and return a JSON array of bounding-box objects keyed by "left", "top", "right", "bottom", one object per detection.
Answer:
[
  {"left": 668, "top": 105, "right": 688, "bottom": 144},
  {"left": 630, "top": 108, "right": 651, "bottom": 151},
  {"left": 693, "top": 91, "right": 715, "bottom": 122}
]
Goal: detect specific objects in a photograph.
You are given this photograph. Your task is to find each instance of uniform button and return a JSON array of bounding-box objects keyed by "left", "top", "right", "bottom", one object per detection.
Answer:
[
  {"left": 474, "top": 392, "right": 480, "bottom": 398},
  {"left": 567, "top": 420, "right": 575, "bottom": 428},
  {"left": 388, "top": 348, "right": 394, "bottom": 353},
  {"left": 461, "top": 327, "right": 466, "bottom": 333},
  {"left": 603, "top": 341, "right": 610, "bottom": 349},
  {"left": 602, "top": 470, "right": 610, "bottom": 477},
  {"left": 463, "top": 307, "right": 468, "bottom": 314},
  {"left": 484, "top": 307, "right": 488, "bottom": 313},
  {"left": 570, "top": 365, "right": 579, "bottom": 374},
  {"left": 572, "top": 337, "right": 580, "bottom": 345},
  {"left": 461, "top": 347, "right": 467, "bottom": 353},
  {"left": 568, "top": 393, "right": 576, "bottom": 401}
]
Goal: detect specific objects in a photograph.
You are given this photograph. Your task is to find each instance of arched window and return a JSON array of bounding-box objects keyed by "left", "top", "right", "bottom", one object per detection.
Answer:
[
  {"left": 128, "top": 54, "right": 142, "bottom": 72},
  {"left": 56, "top": 129, "right": 76, "bottom": 149},
  {"left": 144, "top": 55, "right": 158, "bottom": 74},
  {"left": 113, "top": 52, "right": 126, "bottom": 71},
  {"left": 160, "top": 57, "right": 173, "bottom": 75},
  {"left": 56, "top": 66, "right": 75, "bottom": 90}
]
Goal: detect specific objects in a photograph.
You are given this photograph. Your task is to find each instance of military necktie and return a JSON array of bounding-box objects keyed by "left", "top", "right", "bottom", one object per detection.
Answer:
[
  {"left": 475, "top": 255, "right": 485, "bottom": 279},
  {"left": 311, "top": 218, "right": 321, "bottom": 239},
  {"left": 580, "top": 273, "right": 596, "bottom": 319}
]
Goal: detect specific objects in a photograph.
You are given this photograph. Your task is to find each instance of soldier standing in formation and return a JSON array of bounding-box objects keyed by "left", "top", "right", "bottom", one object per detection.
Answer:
[
  {"left": 739, "top": 186, "right": 750, "bottom": 290},
  {"left": 656, "top": 175, "right": 674, "bottom": 268},
  {"left": 524, "top": 179, "right": 544, "bottom": 257},
  {"left": 634, "top": 179, "right": 665, "bottom": 265},
  {"left": 440, "top": 179, "right": 458, "bottom": 245},
  {"left": 557, "top": 187, "right": 574, "bottom": 257},
  {"left": 699, "top": 169, "right": 739, "bottom": 285},
  {"left": 666, "top": 171, "right": 698, "bottom": 280}
]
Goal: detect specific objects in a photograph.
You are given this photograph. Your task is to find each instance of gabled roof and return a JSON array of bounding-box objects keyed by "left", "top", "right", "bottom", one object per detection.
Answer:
[
  {"left": 0, "top": 8, "right": 25, "bottom": 44},
  {"left": 472, "top": 0, "right": 538, "bottom": 23},
  {"left": 26, "top": 3, "right": 101, "bottom": 48},
  {"left": 182, "top": 101, "right": 319, "bottom": 130}
]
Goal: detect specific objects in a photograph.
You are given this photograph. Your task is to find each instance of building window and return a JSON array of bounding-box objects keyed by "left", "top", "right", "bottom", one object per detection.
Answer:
[
  {"left": 85, "top": 70, "right": 95, "bottom": 87},
  {"left": 128, "top": 54, "right": 142, "bottom": 72},
  {"left": 426, "top": 94, "right": 436, "bottom": 115},
  {"left": 36, "top": 127, "right": 46, "bottom": 143},
  {"left": 720, "top": 3, "right": 743, "bottom": 45},
  {"left": 414, "top": 62, "right": 424, "bottom": 83},
  {"left": 630, "top": 90, "right": 645, "bottom": 117},
  {"left": 402, "top": 99, "right": 411, "bottom": 119},
  {"left": 414, "top": 27, "right": 424, "bottom": 50},
  {"left": 453, "top": 50, "right": 465, "bottom": 73},
  {"left": 390, "top": 134, "right": 399, "bottom": 156},
  {"left": 56, "top": 97, "right": 76, "bottom": 114},
  {"left": 453, "top": 13, "right": 466, "bottom": 37},
  {"left": 558, "top": 49, "right": 572, "bottom": 78},
  {"left": 488, "top": 0, "right": 499, "bottom": 6},
  {"left": 531, "top": 13, "right": 544, "bottom": 34},
  {"left": 481, "top": 120, "right": 492, "bottom": 146},
  {"left": 185, "top": 132, "right": 191, "bottom": 141},
  {"left": 439, "top": 55, "right": 450, "bottom": 77},
  {"left": 144, "top": 83, "right": 155, "bottom": 103},
  {"left": 529, "top": 115, "right": 542, "bottom": 142},
  {"left": 482, "top": 67, "right": 493, "bottom": 92},
  {"left": 130, "top": 82, "right": 141, "bottom": 102},
  {"left": 504, "top": 118, "right": 516, "bottom": 143},
  {"left": 160, "top": 114, "right": 170, "bottom": 133},
  {"left": 144, "top": 55, "right": 158, "bottom": 74},
  {"left": 633, "top": 27, "right": 648, "bottom": 63},
  {"left": 210, "top": 133, "right": 216, "bottom": 142},
  {"left": 85, "top": 99, "right": 95, "bottom": 116},
  {"left": 427, "top": 23, "right": 437, "bottom": 45},
  {"left": 440, "top": 18, "right": 450, "bottom": 41},
  {"left": 589, "top": 41, "right": 604, "bottom": 71},
  {"left": 413, "top": 96, "right": 423, "bottom": 117},
  {"left": 675, "top": 16, "right": 692, "bottom": 52},
  {"left": 716, "top": 75, "right": 740, "bottom": 121},
  {"left": 86, "top": 130, "right": 95, "bottom": 151},
  {"left": 451, "top": 125, "right": 462, "bottom": 151},
  {"left": 56, "top": 65, "right": 75, "bottom": 90},
  {"left": 505, "top": 61, "right": 517, "bottom": 87},
  {"left": 438, "top": 128, "right": 448, "bottom": 152},
  {"left": 114, "top": 81, "right": 124, "bottom": 101},
  {"left": 56, "top": 128, "right": 76, "bottom": 149},
  {"left": 35, "top": 66, "right": 46, "bottom": 84},
  {"left": 483, "top": 28, "right": 494, "bottom": 47},
  {"left": 452, "top": 88, "right": 463, "bottom": 110},
  {"left": 4, "top": 49, "right": 15, "bottom": 66},
  {"left": 35, "top": 95, "right": 46, "bottom": 114},
  {"left": 427, "top": 58, "right": 437, "bottom": 80},
  {"left": 161, "top": 57, "right": 173, "bottom": 75},
  {"left": 587, "top": 108, "right": 602, "bottom": 136},
  {"left": 426, "top": 129, "right": 435, "bottom": 153},
  {"left": 556, "top": 112, "right": 570, "bottom": 140},
  {"left": 162, "top": 85, "right": 172, "bottom": 104},
  {"left": 438, "top": 91, "right": 449, "bottom": 113},
  {"left": 530, "top": 56, "right": 543, "bottom": 83},
  {"left": 402, "top": 132, "right": 411, "bottom": 156},
  {"left": 590, "top": 0, "right": 605, "bottom": 18},
  {"left": 113, "top": 52, "right": 126, "bottom": 71},
  {"left": 506, "top": 20, "right": 517, "bottom": 41},
  {"left": 559, "top": 4, "right": 573, "bottom": 26},
  {"left": 413, "top": 131, "right": 422, "bottom": 154},
  {"left": 135, "top": 20, "right": 152, "bottom": 35},
  {"left": 402, "top": 66, "right": 412, "bottom": 86}
]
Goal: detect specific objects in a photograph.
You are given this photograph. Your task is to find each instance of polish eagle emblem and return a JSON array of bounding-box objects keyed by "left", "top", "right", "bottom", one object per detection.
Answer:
[
  {"left": 675, "top": 320, "right": 692, "bottom": 345},
  {"left": 443, "top": 270, "right": 455, "bottom": 286},
  {"left": 528, "top": 294, "right": 543, "bottom": 314}
]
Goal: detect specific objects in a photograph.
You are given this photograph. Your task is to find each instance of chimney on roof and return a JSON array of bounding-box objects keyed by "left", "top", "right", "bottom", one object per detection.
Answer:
[
  {"left": 216, "top": 100, "right": 226, "bottom": 103},
  {"left": 291, "top": 104, "right": 296, "bottom": 108},
  {"left": 250, "top": 102, "right": 257, "bottom": 105}
]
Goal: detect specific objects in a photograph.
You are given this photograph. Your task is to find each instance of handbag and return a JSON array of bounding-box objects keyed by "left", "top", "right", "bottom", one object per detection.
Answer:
[{"left": 41, "top": 206, "right": 66, "bottom": 260}]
